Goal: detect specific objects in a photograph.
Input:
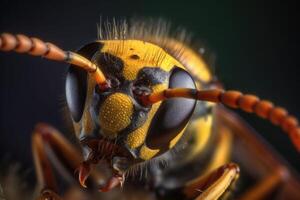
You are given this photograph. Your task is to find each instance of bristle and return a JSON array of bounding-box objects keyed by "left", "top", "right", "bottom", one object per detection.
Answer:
[
  {"left": 97, "top": 18, "right": 215, "bottom": 81},
  {"left": 98, "top": 19, "right": 186, "bottom": 59}
]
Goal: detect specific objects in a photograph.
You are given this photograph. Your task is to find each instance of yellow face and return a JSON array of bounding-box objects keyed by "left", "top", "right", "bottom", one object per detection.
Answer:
[{"left": 66, "top": 40, "right": 197, "bottom": 163}]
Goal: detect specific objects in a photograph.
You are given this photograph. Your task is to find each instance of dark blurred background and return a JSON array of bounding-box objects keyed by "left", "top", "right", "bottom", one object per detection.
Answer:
[{"left": 0, "top": 0, "right": 299, "bottom": 177}]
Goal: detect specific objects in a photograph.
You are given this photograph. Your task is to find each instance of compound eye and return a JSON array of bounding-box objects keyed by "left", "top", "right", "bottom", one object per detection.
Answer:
[
  {"left": 65, "top": 42, "right": 103, "bottom": 122},
  {"left": 146, "top": 67, "right": 196, "bottom": 150},
  {"left": 66, "top": 67, "right": 88, "bottom": 122}
]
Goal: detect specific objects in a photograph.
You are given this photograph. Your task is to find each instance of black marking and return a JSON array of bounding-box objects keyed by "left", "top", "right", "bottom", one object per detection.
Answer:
[
  {"left": 94, "top": 52, "right": 124, "bottom": 79},
  {"left": 28, "top": 38, "right": 35, "bottom": 52},
  {"left": 218, "top": 91, "right": 223, "bottom": 102},
  {"left": 43, "top": 43, "right": 50, "bottom": 56},
  {"left": 135, "top": 67, "right": 169, "bottom": 86},
  {"left": 190, "top": 89, "right": 198, "bottom": 99},
  {"left": 78, "top": 42, "right": 104, "bottom": 58},
  {"left": 119, "top": 102, "right": 150, "bottom": 140},
  {"left": 65, "top": 51, "right": 71, "bottom": 62},
  {"left": 130, "top": 54, "right": 140, "bottom": 60},
  {"left": 14, "top": 36, "right": 20, "bottom": 50},
  {"left": 146, "top": 67, "right": 197, "bottom": 150},
  {"left": 66, "top": 42, "right": 104, "bottom": 122}
]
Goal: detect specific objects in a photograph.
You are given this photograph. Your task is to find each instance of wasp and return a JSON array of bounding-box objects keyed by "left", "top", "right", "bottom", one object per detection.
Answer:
[{"left": 0, "top": 19, "right": 300, "bottom": 200}]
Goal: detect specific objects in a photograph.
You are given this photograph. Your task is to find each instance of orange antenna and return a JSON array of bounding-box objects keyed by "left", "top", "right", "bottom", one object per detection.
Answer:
[
  {"left": 0, "top": 33, "right": 108, "bottom": 89},
  {"left": 141, "top": 88, "right": 300, "bottom": 151}
]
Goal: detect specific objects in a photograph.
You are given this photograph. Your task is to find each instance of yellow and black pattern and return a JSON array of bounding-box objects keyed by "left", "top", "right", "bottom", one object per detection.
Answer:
[
  {"left": 97, "top": 19, "right": 213, "bottom": 84},
  {"left": 2, "top": 18, "right": 300, "bottom": 200},
  {"left": 68, "top": 19, "right": 215, "bottom": 163}
]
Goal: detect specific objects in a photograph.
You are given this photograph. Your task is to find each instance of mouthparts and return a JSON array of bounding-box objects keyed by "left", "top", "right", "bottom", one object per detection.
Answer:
[{"left": 76, "top": 137, "right": 134, "bottom": 192}]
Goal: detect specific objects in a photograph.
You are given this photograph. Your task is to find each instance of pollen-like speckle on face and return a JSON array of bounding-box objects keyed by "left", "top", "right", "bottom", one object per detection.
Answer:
[{"left": 99, "top": 93, "right": 133, "bottom": 136}]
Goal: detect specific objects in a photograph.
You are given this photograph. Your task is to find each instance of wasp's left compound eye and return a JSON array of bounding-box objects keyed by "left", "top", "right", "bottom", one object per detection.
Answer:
[
  {"left": 65, "top": 42, "right": 103, "bottom": 122},
  {"left": 66, "top": 67, "right": 88, "bottom": 122}
]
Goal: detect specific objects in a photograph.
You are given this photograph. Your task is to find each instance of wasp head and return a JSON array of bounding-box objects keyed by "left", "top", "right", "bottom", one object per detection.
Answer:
[{"left": 65, "top": 40, "right": 197, "bottom": 190}]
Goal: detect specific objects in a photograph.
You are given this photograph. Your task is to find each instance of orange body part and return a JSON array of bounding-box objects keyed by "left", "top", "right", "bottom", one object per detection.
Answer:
[
  {"left": 144, "top": 88, "right": 300, "bottom": 151},
  {"left": 0, "top": 33, "right": 107, "bottom": 88}
]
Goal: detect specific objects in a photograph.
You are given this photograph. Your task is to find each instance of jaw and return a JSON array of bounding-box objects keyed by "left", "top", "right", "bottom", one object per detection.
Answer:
[
  {"left": 77, "top": 137, "right": 135, "bottom": 192},
  {"left": 77, "top": 161, "right": 124, "bottom": 192}
]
